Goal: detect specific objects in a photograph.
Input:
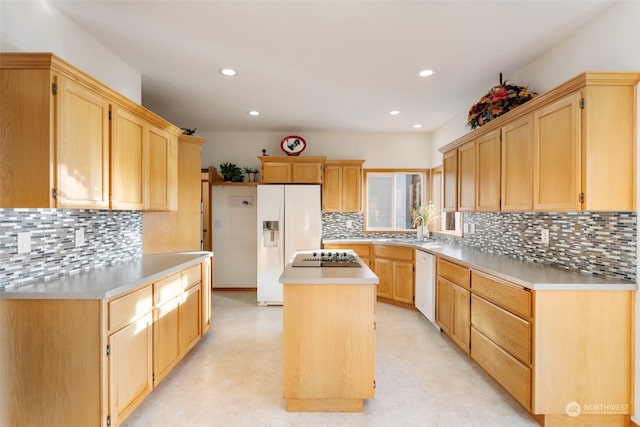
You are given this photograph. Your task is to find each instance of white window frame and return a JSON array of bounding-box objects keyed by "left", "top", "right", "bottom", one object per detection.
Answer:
[{"left": 363, "top": 169, "right": 428, "bottom": 232}]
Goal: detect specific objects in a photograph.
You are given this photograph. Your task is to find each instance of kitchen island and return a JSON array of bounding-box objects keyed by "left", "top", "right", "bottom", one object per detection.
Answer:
[{"left": 280, "top": 250, "right": 378, "bottom": 412}]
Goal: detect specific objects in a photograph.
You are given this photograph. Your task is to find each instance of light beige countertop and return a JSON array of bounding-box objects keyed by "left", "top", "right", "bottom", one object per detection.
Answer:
[
  {"left": 0, "top": 251, "right": 212, "bottom": 300},
  {"left": 279, "top": 250, "right": 379, "bottom": 285},
  {"left": 323, "top": 238, "right": 636, "bottom": 291}
]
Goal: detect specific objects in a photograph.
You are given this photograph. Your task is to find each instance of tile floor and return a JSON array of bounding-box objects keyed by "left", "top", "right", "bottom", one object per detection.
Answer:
[{"left": 122, "top": 291, "right": 538, "bottom": 427}]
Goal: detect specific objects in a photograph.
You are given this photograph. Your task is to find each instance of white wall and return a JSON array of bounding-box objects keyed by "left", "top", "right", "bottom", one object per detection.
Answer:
[
  {"left": 0, "top": 0, "right": 141, "bottom": 102},
  {"left": 430, "top": 1, "right": 640, "bottom": 421},
  {"left": 430, "top": 0, "right": 640, "bottom": 167},
  {"left": 200, "top": 131, "right": 432, "bottom": 171},
  {"left": 211, "top": 186, "right": 257, "bottom": 288}
]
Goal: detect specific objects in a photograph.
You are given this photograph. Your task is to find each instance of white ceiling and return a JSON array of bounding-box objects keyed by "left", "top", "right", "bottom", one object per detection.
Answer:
[{"left": 49, "top": 0, "right": 614, "bottom": 133}]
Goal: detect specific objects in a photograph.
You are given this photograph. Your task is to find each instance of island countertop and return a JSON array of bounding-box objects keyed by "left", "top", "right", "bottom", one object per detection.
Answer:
[
  {"left": 0, "top": 251, "right": 213, "bottom": 300},
  {"left": 279, "top": 250, "right": 379, "bottom": 285}
]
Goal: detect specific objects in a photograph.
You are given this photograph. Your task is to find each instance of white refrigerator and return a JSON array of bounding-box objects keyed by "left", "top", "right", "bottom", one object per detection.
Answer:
[{"left": 257, "top": 185, "right": 322, "bottom": 305}]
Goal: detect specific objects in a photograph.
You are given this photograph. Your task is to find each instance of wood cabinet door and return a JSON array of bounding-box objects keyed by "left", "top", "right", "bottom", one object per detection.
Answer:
[
  {"left": 201, "top": 259, "right": 212, "bottom": 334},
  {"left": 56, "top": 76, "right": 110, "bottom": 209},
  {"left": 341, "top": 165, "right": 362, "bottom": 212},
  {"left": 292, "top": 162, "right": 323, "bottom": 183},
  {"left": 451, "top": 283, "right": 471, "bottom": 353},
  {"left": 443, "top": 150, "right": 457, "bottom": 212},
  {"left": 393, "top": 261, "right": 414, "bottom": 304},
  {"left": 179, "top": 284, "right": 202, "bottom": 355},
  {"left": 108, "top": 313, "right": 153, "bottom": 426},
  {"left": 457, "top": 140, "right": 476, "bottom": 211},
  {"left": 262, "top": 162, "right": 291, "bottom": 183},
  {"left": 283, "top": 283, "right": 376, "bottom": 402},
  {"left": 533, "top": 92, "right": 581, "bottom": 210},
  {"left": 435, "top": 277, "right": 452, "bottom": 335},
  {"left": 476, "top": 130, "right": 501, "bottom": 211},
  {"left": 111, "top": 107, "right": 145, "bottom": 209},
  {"left": 145, "top": 126, "right": 177, "bottom": 211},
  {"left": 322, "top": 164, "right": 342, "bottom": 211},
  {"left": 153, "top": 296, "right": 180, "bottom": 386},
  {"left": 373, "top": 258, "right": 393, "bottom": 299},
  {"left": 501, "top": 115, "right": 533, "bottom": 211}
]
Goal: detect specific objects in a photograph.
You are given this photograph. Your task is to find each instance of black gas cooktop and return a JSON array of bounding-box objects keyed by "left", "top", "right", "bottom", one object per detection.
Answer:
[{"left": 291, "top": 251, "right": 361, "bottom": 268}]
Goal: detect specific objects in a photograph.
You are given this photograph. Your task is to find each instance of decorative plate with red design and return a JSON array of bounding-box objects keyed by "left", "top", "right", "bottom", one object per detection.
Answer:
[{"left": 280, "top": 135, "right": 306, "bottom": 156}]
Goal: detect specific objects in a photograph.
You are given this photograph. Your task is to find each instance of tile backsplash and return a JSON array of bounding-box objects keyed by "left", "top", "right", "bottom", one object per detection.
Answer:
[
  {"left": 323, "top": 211, "right": 637, "bottom": 281},
  {"left": 0, "top": 208, "right": 142, "bottom": 289}
]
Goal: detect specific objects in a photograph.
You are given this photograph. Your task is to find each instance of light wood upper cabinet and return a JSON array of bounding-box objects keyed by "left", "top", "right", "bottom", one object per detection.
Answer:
[
  {"left": 259, "top": 156, "right": 325, "bottom": 183},
  {"left": 146, "top": 127, "right": 178, "bottom": 211},
  {"left": 0, "top": 62, "right": 110, "bottom": 208},
  {"left": 439, "top": 72, "right": 640, "bottom": 212},
  {"left": 476, "top": 130, "right": 501, "bottom": 211},
  {"left": 111, "top": 107, "right": 146, "bottom": 210},
  {"left": 532, "top": 92, "right": 581, "bottom": 210},
  {"left": 112, "top": 108, "right": 178, "bottom": 211},
  {"left": 143, "top": 134, "right": 206, "bottom": 254},
  {"left": 56, "top": 76, "right": 111, "bottom": 209},
  {"left": 322, "top": 160, "right": 364, "bottom": 212},
  {"left": 442, "top": 150, "right": 458, "bottom": 212},
  {"left": 457, "top": 141, "right": 476, "bottom": 211},
  {"left": 0, "top": 52, "right": 181, "bottom": 210},
  {"left": 501, "top": 115, "right": 533, "bottom": 211}
]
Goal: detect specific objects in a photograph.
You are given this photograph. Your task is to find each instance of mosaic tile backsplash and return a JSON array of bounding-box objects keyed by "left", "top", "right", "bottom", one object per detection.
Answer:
[
  {"left": 323, "top": 211, "right": 637, "bottom": 281},
  {"left": 0, "top": 209, "right": 142, "bottom": 289}
]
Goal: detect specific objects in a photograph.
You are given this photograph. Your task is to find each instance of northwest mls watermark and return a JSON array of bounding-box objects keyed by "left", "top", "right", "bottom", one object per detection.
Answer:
[{"left": 565, "top": 401, "right": 630, "bottom": 417}]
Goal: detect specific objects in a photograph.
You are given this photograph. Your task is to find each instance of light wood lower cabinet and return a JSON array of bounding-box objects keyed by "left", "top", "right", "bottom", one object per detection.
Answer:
[
  {"left": 108, "top": 311, "right": 154, "bottom": 426},
  {"left": 0, "top": 260, "right": 211, "bottom": 427},
  {"left": 440, "top": 269, "right": 634, "bottom": 426},
  {"left": 283, "top": 282, "right": 376, "bottom": 412},
  {"left": 373, "top": 245, "right": 415, "bottom": 307},
  {"left": 436, "top": 258, "right": 471, "bottom": 353}
]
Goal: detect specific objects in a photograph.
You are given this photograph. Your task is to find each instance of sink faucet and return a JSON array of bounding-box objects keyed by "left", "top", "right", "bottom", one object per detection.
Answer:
[{"left": 413, "top": 216, "right": 424, "bottom": 241}]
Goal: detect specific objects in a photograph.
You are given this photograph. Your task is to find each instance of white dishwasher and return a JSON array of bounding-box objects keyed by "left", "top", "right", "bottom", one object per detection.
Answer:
[{"left": 415, "top": 250, "right": 440, "bottom": 331}]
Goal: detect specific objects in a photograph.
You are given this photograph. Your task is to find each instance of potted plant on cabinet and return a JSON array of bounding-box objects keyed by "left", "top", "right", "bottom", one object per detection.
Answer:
[
  {"left": 243, "top": 167, "right": 260, "bottom": 182},
  {"left": 219, "top": 162, "right": 245, "bottom": 182}
]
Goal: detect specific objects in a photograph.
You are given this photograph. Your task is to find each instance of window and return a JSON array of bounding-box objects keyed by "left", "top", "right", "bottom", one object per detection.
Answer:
[
  {"left": 431, "top": 166, "right": 463, "bottom": 236},
  {"left": 364, "top": 170, "right": 427, "bottom": 231}
]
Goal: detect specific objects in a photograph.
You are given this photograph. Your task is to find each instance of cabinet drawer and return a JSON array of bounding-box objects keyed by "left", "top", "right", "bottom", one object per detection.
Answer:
[
  {"left": 324, "top": 243, "right": 370, "bottom": 259},
  {"left": 182, "top": 264, "right": 202, "bottom": 289},
  {"left": 471, "top": 327, "right": 531, "bottom": 410},
  {"left": 108, "top": 285, "right": 153, "bottom": 332},
  {"left": 471, "top": 271, "right": 531, "bottom": 319},
  {"left": 437, "top": 258, "right": 470, "bottom": 289},
  {"left": 374, "top": 245, "right": 414, "bottom": 261},
  {"left": 154, "top": 273, "right": 182, "bottom": 305},
  {"left": 471, "top": 295, "right": 531, "bottom": 364}
]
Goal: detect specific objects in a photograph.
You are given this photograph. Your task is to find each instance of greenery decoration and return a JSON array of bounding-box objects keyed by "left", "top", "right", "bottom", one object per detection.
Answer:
[
  {"left": 467, "top": 74, "right": 537, "bottom": 129},
  {"left": 219, "top": 162, "right": 245, "bottom": 182}
]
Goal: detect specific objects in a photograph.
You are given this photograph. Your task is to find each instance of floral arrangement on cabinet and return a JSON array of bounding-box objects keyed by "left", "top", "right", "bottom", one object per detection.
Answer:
[
  {"left": 411, "top": 202, "right": 440, "bottom": 239},
  {"left": 467, "top": 74, "right": 537, "bottom": 129}
]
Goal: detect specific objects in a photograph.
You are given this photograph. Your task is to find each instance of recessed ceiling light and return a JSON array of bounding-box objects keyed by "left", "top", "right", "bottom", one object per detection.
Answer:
[
  {"left": 413, "top": 124, "right": 423, "bottom": 129},
  {"left": 248, "top": 110, "right": 260, "bottom": 116},
  {"left": 389, "top": 110, "right": 400, "bottom": 116},
  {"left": 418, "top": 69, "right": 434, "bottom": 77},
  {"left": 220, "top": 68, "right": 237, "bottom": 77}
]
